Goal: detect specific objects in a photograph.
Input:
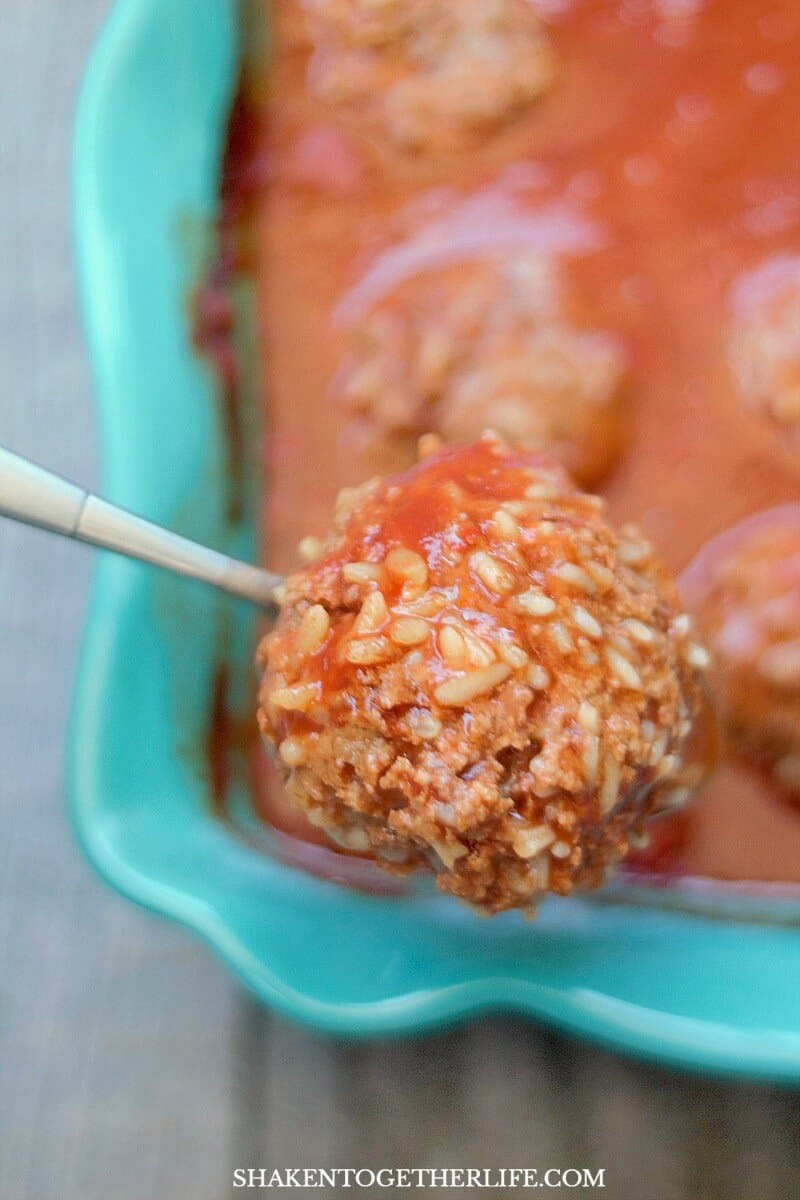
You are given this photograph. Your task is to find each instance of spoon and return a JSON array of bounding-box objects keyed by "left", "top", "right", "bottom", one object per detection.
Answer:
[{"left": 0, "top": 446, "right": 282, "bottom": 608}]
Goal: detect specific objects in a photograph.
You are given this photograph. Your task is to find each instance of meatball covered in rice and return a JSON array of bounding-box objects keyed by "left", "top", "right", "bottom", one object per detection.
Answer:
[
  {"left": 258, "top": 434, "right": 711, "bottom": 913},
  {"left": 683, "top": 507, "right": 800, "bottom": 798},
  {"left": 301, "top": 0, "right": 556, "bottom": 153},
  {"left": 727, "top": 255, "right": 800, "bottom": 431},
  {"left": 336, "top": 253, "right": 627, "bottom": 487}
]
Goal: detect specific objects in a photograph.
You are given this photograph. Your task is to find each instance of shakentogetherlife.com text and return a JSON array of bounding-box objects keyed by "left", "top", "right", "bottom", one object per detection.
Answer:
[{"left": 233, "top": 1167, "right": 607, "bottom": 1190}]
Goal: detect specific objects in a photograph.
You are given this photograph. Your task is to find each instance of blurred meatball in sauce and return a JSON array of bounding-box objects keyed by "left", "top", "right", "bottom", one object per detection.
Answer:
[
  {"left": 334, "top": 251, "right": 627, "bottom": 486},
  {"left": 727, "top": 255, "right": 800, "bottom": 431},
  {"left": 683, "top": 507, "right": 800, "bottom": 800},
  {"left": 300, "top": 0, "right": 556, "bottom": 152}
]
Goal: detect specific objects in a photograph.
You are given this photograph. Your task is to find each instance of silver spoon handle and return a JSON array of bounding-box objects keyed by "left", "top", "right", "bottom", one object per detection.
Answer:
[{"left": 0, "top": 446, "right": 282, "bottom": 608}]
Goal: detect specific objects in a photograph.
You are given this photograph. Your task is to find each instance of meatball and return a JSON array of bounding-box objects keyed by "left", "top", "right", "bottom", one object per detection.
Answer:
[
  {"left": 301, "top": 0, "right": 556, "bottom": 152},
  {"left": 335, "top": 253, "right": 627, "bottom": 487},
  {"left": 438, "top": 324, "right": 627, "bottom": 486},
  {"left": 682, "top": 506, "right": 800, "bottom": 797},
  {"left": 257, "top": 434, "right": 710, "bottom": 913},
  {"left": 726, "top": 254, "right": 800, "bottom": 429}
]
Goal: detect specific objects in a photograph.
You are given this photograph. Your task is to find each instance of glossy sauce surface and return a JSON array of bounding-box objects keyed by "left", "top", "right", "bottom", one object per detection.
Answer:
[{"left": 254, "top": 0, "right": 800, "bottom": 884}]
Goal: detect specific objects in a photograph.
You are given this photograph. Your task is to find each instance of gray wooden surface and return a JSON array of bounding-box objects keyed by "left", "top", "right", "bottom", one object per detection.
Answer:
[{"left": 1, "top": 4, "right": 799, "bottom": 1199}]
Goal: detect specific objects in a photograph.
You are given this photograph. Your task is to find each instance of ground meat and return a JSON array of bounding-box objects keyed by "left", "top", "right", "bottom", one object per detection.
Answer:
[
  {"left": 726, "top": 255, "right": 800, "bottom": 430},
  {"left": 300, "top": 0, "right": 556, "bottom": 152},
  {"left": 335, "top": 253, "right": 627, "bottom": 487},
  {"left": 257, "top": 434, "right": 709, "bottom": 913},
  {"left": 683, "top": 507, "right": 800, "bottom": 799}
]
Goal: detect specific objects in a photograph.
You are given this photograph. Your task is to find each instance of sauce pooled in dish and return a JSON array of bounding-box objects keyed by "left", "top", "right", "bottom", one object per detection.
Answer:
[{"left": 194, "top": 0, "right": 800, "bottom": 896}]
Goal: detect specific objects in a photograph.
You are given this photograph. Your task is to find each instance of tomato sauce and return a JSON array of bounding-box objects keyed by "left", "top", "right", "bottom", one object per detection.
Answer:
[{"left": 232, "top": 0, "right": 800, "bottom": 888}]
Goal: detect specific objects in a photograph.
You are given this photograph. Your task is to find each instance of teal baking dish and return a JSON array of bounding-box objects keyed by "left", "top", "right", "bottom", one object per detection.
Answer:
[{"left": 70, "top": 0, "right": 800, "bottom": 1080}]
